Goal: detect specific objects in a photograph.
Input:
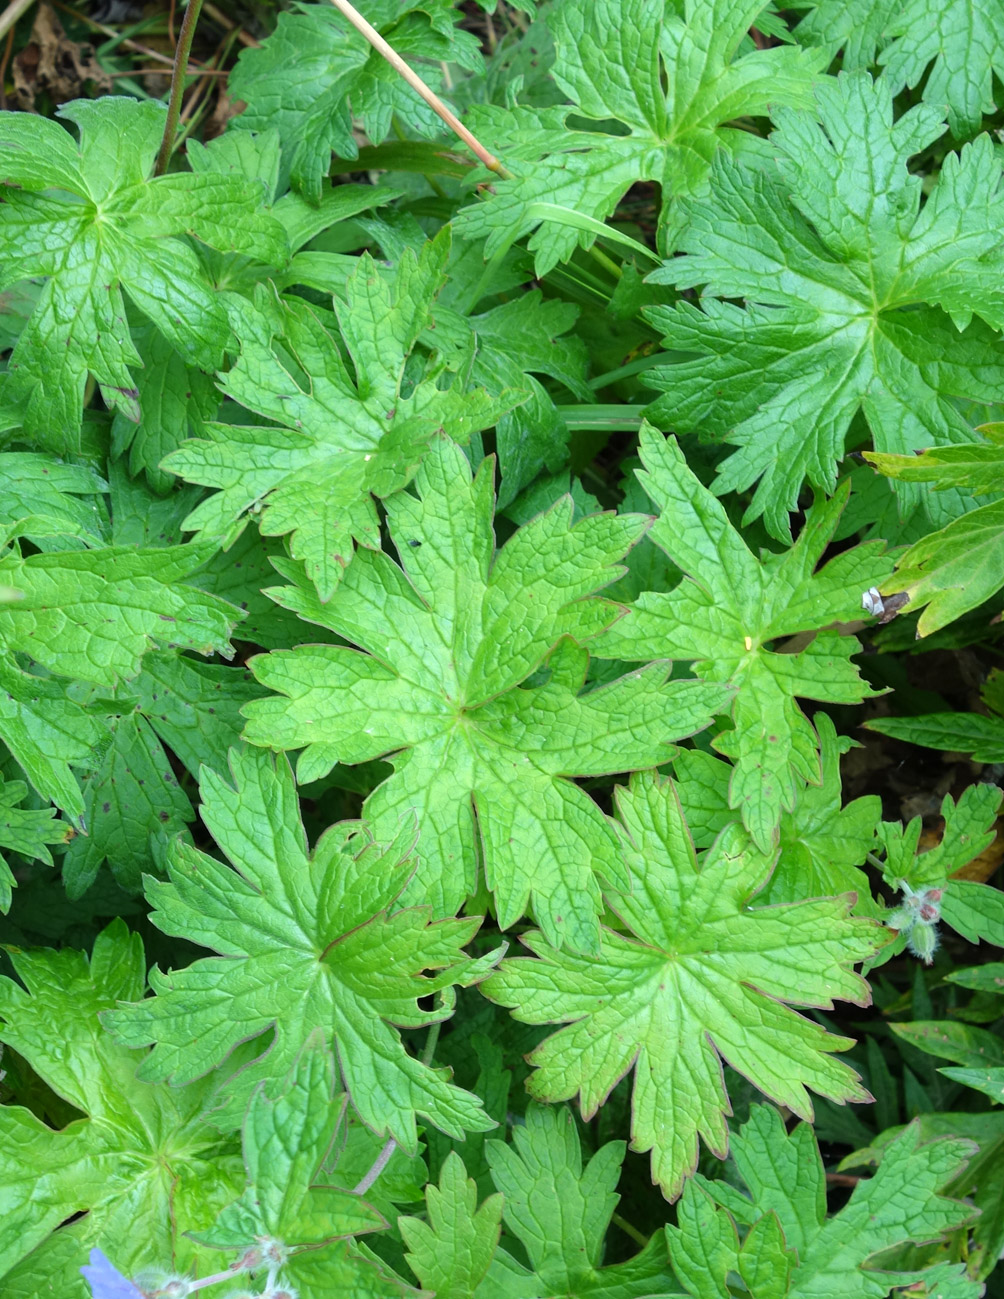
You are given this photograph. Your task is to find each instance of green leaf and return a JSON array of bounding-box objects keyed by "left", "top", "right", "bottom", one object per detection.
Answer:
[
  {"left": 109, "top": 324, "right": 220, "bottom": 493},
  {"left": 193, "top": 1035, "right": 400, "bottom": 1298},
  {"left": 0, "top": 660, "right": 106, "bottom": 824},
  {"left": 0, "top": 775, "right": 71, "bottom": 913},
  {"left": 0, "top": 453, "right": 106, "bottom": 548},
  {"left": 165, "top": 234, "right": 522, "bottom": 599},
  {"left": 0, "top": 544, "right": 241, "bottom": 688},
  {"left": 794, "top": 0, "right": 900, "bottom": 72},
  {"left": 399, "top": 1151, "right": 503, "bottom": 1297},
  {"left": 878, "top": 785, "right": 1001, "bottom": 888},
  {"left": 434, "top": 290, "right": 592, "bottom": 507},
  {"left": 58, "top": 647, "right": 260, "bottom": 900},
  {"left": 643, "top": 72, "right": 1004, "bottom": 539},
  {"left": 892, "top": 1019, "right": 1004, "bottom": 1069},
  {"left": 939, "top": 1067, "right": 1004, "bottom": 1104},
  {"left": 482, "top": 772, "right": 881, "bottom": 1197},
  {"left": 106, "top": 745, "right": 498, "bottom": 1144},
  {"left": 876, "top": 499, "right": 1004, "bottom": 636},
  {"left": 866, "top": 711, "right": 1004, "bottom": 762},
  {"left": 674, "top": 713, "right": 882, "bottom": 913},
  {"left": 681, "top": 1104, "right": 977, "bottom": 1297},
  {"left": 480, "top": 1104, "right": 678, "bottom": 1297},
  {"left": 879, "top": 0, "right": 1004, "bottom": 137},
  {"left": 0, "top": 97, "right": 288, "bottom": 449},
  {"left": 243, "top": 434, "right": 731, "bottom": 951},
  {"left": 454, "top": 0, "right": 825, "bottom": 274},
  {"left": 130, "top": 650, "right": 266, "bottom": 778},
  {"left": 228, "top": 0, "right": 483, "bottom": 200},
  {"left": 0, "top": 920, "right": 243, "bottom": 1294},
  {"left": 595, "top": 426, "right": 889, "bottom": 849},
  {"left": 61, "top": 710, "right": 193, "bottom": 899}
]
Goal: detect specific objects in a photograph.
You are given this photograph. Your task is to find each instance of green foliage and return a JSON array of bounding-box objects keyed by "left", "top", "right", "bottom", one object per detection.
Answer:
[
  {"left": 107, "top": 745, "right": 499, "bottom": 1143},
  {"left": 483, "top": 771, "right": 881, "bottom": 1197},
  {"left": 643, "top": 72, "right": 1004, "bottom": 539},
  {"left": 0, "top": 98, "right": 287, "bottom": 449},
  {"left": 597, "top": 426, "right": 890, "bottom": 850},
  {"left": 866, "top": 429, "right": 1004, "bottom": 633},
  {"left": 242, "top": 434, "right": 730, "bottom": 952},
  {"left": 454, "top": 0, "right": 825, "bottom": 273},
  {"left": 0, "top": 2, "right": 1002, "bottom": 1297}
]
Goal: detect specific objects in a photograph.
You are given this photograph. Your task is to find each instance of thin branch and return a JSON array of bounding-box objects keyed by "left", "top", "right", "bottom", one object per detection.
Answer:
[
  {"left": 203, "top": 0, "right": 258, "bottom": 48},
  {"left": 0, "top": 0, "right": 35, "bottom": 45},
  {"left": 154, "top": 0, "right": 204, "bottom": 176},
  {"left": 49, "top": 1, "right": 194, "bottom": 67},
  {"left": 325, "top": 0, "right": 508, "bottom": 177}
]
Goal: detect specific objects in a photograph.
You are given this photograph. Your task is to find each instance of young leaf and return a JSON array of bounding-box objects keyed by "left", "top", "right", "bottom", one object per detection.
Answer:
[
  {"left": 673, "top": 713, "right": 882, "bottom": 913},
  {"left": 482, "top": 772, "right": 882, "bottom": 1198},
  {"left": 595, "top": 426, "right": 889, "bottom": 850},
  {"left": 399, "top": 1151, "right": 503, "bottom": 1297},
  {"left": 0, "top": 920, "right": 243, "bottom": 1293},
  {"left": 683, "top": 1104, "right": 977, "bottom": 1297},
  {"left": 643, "top": 72, "right": 1004, "bottom": 538},
  {"left": 106, "top": 745, "right": 499, "bottom": 1143},
  {"left": 228, "top": 0, "right": 483, "bottom": 200},
  {"left": 454, "top": 0, "right": 825, "bottom": 274},
  {"left": 165, "top": 234, "right": 522, "bottom": 599},
  {"left": 480, "top": 1104, "right": 677, "bottom": 1297},
  {"left": 242, "top": 434, "right": 732, "bottom": 951},
  {"left": 0, "top": 98, "right": 288, "bottom": 449},
  {"left": 0, "top": 775, "right": 71, "bottom": 912},
  {"left": 878, "top": 786, "right": 1004, "bottom": 950}
]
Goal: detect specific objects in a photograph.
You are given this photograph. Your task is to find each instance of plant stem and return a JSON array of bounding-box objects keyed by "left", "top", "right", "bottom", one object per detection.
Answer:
[
  {"left": 154, "top": 0, "right": 204, "bottom": 177},
  {"left": 353, "top": 1136, "right": 397, "bottom": 1194},
  {"left": 421, "top": 1020, "right": 441, "bottom": 1065},
  {"left": 350, "top": 1024, "right": 439, "bottom": 1197},
  {"left": 325, "top": 0, "right": 509, "bottom": 177},
  {"left": 0, "top": 0, "right": 36, "bottom": 45},
  {"left": 611, "top": 1211, "right": 648, "bottom": 1248}
]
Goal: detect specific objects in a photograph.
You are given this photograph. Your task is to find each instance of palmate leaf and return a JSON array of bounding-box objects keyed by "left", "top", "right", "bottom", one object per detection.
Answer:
[
  {"left": 680, "top": 1105, "right": 977, "bottom": 1298},
  {"left": 0, "top": 775, "right": 71, "bottom": 913},
  {"left": 165, "top": 232, "right": 522, "bottom": 600},
  {"left": 596, "top": 426, "right": 889, "bottom": 850},
  {"left": 0, "top": 97, "right": 288, "bottom": 450},
  {"left": 61, "top": 652, "right": 264, "bottom": 898},
  {"left": 0, "top": 920, "right": 243, "bottom": 1298},
  {"left": 228, "top": 0, "right": 483, "bottom": 201},
  {"left": 0, "top": 544, "right": 241, "bottom": 825},
  {"left": 482, "top": 772, "right": 882, "bottom": 1199},
  {"left": 877, "top": 785, "right": 1004, "bottom": 951},
  {"left": 454, "top": 0, "right": 825, "bottom": 275},
  {"left": 796, "top": 0, "right": 1004, "bottom": 137},
  {"left": 673, "top": 713, "right": 882, "bottom": 914},
  {"left": 0, "top": 543, "right": 238, "bottom": 688},
  {"left": 242, "top": 434, "right": 731, "bottom": 951},
  {"left": 402, "top": 1108, "right": 676, "bottom": 1298},
  {"left": 194, "top": 1037, "right": 414, "bottom": 1299},
  {"left": 107, "top": 745, "right": 500, "bottom": 1142},
  {"left": 643, "top": 72, "right": 1004, "bottom": 540}
]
